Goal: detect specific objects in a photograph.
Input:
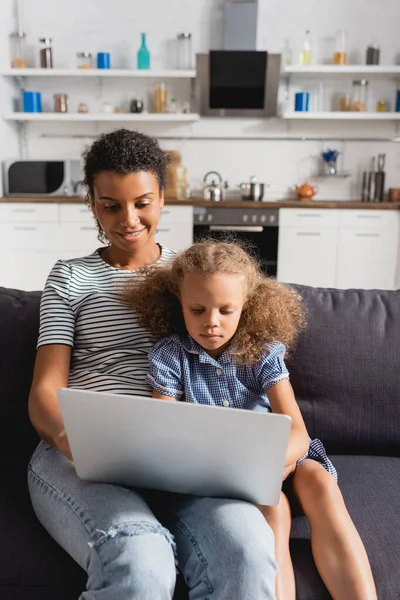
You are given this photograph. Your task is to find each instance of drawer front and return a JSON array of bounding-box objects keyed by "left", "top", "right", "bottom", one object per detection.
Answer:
[
  {"left": 160, "top": 206, "right": 193, "bottom": 225},
  {"left": 156, "top": 223, "right": 193, "bottom": 251},
  {"left": 279, "top": 208, "right": 339, "bottom": 228},
  {"left": 58, "top": 223, "right": 100, "bottom": 252},
  {"left": 0, "top": 223, "right": 59, "bottom": 250},
  {"left": 60, "top": 204, "right": 93, "bottom": 223},
  {"left": 338, "top": 209, "right": 397, "bottom": 230},
  {"left": 0, "top": 203, "right": 58, "bottom": 223}
]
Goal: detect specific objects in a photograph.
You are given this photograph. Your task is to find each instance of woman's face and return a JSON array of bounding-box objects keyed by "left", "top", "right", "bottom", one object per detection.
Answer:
[
  {"left": 180, "top": 273, "right": 246, "bottom": 358},
  {"left": 91, "top": 170, "right": 164, "bottom": 252}
]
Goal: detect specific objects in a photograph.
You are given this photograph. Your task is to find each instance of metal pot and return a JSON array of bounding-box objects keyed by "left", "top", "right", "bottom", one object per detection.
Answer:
[{"left": 239, "top": 177, "right": 267, "bottom": 201}]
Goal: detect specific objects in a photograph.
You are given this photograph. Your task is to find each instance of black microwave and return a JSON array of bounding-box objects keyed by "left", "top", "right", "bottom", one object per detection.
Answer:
[
  {"left": 195, "top": 51, "right": 281, "bottom": 117},
  {"left": 3, "top": 159, "right": 73, "bottom": 196}
]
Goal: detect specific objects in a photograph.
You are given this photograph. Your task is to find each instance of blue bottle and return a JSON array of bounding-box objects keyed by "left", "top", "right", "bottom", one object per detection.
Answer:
[{"left": 137, "top": 33, "right": 150, "bottom": 70}]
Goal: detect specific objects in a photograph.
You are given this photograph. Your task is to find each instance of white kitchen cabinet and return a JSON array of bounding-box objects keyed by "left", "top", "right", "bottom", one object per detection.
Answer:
[
  {"left": 0, "top": 203, "right": 193, "bottom": 290},
  {"left": 277, "top": 208, "right": 399, "bottom": 290},
  {"left": 336, "top": 210, "right": 399, "bottom": 290},
  {"left": 277, "top": 226, "right": 338, "bottom": 287}
]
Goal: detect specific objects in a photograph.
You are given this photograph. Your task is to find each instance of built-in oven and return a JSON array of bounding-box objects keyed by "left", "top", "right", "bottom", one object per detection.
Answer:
[{"left": 193, "top": 206, "right": 279, "bottom": 277}]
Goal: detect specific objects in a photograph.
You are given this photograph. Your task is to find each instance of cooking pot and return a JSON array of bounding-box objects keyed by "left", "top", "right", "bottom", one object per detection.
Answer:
[{"left": 239, "top": 177, "right": 268, "bottom": 201}]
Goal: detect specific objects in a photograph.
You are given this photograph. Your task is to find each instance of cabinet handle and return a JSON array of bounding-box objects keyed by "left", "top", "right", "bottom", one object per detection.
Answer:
[
  {"left": 356, "top": 215, "right": 382, "bottom": 220},
  {"left": 13, "top": 225, "right": 37, "bottom": 231},
  {"left": 79, "top": 226, "right": 96, "bottom": 231},
  {"left": 296, "top": 232, "right": 321, "bottom": 236},
  {"left": 210, "top": 225, "right": 263, "bottom": 232},
  {"left": 157, "top": 228, "right": 171, "bottom": 233},
  {"left": 161, "top": 211, "right": 171, "bottom": 215},
  {"left": 355, "top": 233, "right": 380, "bottom": 238},
  {"left": 11, "top": 208, "right": 36, "bottom": 213},
  {"left": 295, "top": 213, "right": 321, "bottom": 218}
]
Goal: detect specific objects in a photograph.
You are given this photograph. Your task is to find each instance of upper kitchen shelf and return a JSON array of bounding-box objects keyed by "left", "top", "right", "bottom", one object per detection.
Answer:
[
  {"left": 283, "top": 111, "right": 400, "bottom": 120},
  {"left": 283, "top": 65, "right": 400, "bottom": 77},
  {"left": 2, "top": 112, "right": 200, "bottom": 122},
  {"left": 0, "top": 68, "right": 196, "bottom": 78}
]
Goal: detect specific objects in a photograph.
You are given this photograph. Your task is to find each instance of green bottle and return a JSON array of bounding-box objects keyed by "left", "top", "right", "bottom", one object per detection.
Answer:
[{"left": 137, "top": 33, "right": 150, "bottom": 70}]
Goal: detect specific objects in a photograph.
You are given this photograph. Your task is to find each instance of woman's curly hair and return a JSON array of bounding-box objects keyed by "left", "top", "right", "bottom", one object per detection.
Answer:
[
  {"left": 125, "top": 241, "right": 307, "bottom": 365},
  {"left": 82, "top": 128, "right": 170, "bottom": 243}
]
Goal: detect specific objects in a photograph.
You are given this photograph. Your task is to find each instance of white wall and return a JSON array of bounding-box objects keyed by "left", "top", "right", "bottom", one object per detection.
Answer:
[{"left": 1, "top": 0, "right": 399, "bottom": 199}]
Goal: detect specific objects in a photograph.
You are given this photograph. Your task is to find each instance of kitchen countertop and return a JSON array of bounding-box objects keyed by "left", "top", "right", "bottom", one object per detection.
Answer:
[{"left": 0, "top": 197, "right": 399, "bottom": 210}]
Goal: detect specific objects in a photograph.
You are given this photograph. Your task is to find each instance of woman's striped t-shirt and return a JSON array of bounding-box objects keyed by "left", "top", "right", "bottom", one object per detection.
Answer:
[{"left": 38, "top": 246, "right": 175, "bottom": 396}]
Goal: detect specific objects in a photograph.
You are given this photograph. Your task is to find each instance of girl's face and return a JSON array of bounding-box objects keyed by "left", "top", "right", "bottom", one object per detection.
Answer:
[
  {"left": 91, "top": 170, "right": 164, "bottom": 252},
  {"left": 180, "top": 273, "right": 246, "bottom": 359}
]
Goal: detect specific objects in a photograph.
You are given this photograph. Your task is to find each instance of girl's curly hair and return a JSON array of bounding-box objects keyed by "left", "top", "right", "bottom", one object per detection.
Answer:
[{"left": 125, "top": 241, "right": 306, "bottom": 365}]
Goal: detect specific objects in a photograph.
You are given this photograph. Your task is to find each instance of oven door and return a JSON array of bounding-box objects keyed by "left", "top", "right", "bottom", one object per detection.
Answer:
[{"left": 193, "top": 224, "right": 279, "bottom": 277}]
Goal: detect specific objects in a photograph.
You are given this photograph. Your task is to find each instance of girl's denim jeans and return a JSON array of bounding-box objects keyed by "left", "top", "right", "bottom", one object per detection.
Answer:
[{"left": 28, "top": 440, "right": 277, "bottom": 599}]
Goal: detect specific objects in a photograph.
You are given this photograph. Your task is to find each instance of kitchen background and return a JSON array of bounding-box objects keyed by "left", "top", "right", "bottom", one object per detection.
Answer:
[{"left": 0, "top": 0, "right": 400, "bottom": 199}]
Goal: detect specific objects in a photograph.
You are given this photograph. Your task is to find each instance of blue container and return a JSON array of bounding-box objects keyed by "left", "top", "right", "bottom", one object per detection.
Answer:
[
  {"left": 295, "top": 91, "right": 310, "bottom": 112},
  {"left": 97, "top": 52, "right": 111, "bottom": 69},
  {"left": 22, "top": 91, "right": 42, "bottom": 113},
  {"left": 396, "top": 89, "right": 400, "bottom": 112},
  {"left": 137, "top": 33, "right": 150, "bottom": 70}
]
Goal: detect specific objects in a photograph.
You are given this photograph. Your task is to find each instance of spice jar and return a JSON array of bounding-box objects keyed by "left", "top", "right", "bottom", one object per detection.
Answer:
[
  {"left": 176, "top": 33, "right": 193, "bottom": 70},
  {"left": 76, "top": 52, "right": 93, "bottom": 69},
  {"left": 351, "top": 80, "right": 368, "bottom": 112},
  {"left": 154, "top": 83, "right": 167, "bottom": 113},
  {"left": 333, "top": 30, "right": 347, "bottom": 65},
  {"left": 78, "top": 102, "right": 89, "bottom": 113},
  {"left": 40, "top": 38, "right": 53, "bottom": 68},
  {"left": 54, "top": 93, "right": 68, "bottom": 113},
  {"left": 10, "top": 31, "right": 28, "bottom": 68}
]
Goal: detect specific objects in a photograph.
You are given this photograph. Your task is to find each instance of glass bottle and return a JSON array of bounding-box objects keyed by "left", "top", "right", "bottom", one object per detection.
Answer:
[
  {"left": 334, "top": 30, "right": 347, "bottom": 65},
  {"left": 282, "top": 38, "right": 293, "bottom": 67},
  {"left": 39, "top": 38, "right": 53, "bottom": 68},
  {"left": 176, "top": 33, "right": 193, "bottom": 70},
  {"left": 10, "top": 31, "right": 28, "bottom": 68},
  {"left": 366, "top": 43, "right": 380, "bottom": 65},
  {"left": 351, "top": 80, "right": 368, "bottom": 112},
  {"left": 300, "top": 30, "right": 312, "bottom": 66},
  {"left": 76, "top": 52, "right": 93, "bottom": 69},
  {"left": 137, "top": 33, "right": 150, "bottom": 70}
]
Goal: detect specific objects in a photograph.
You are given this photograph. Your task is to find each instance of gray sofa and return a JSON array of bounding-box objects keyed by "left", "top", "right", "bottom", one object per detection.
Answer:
[{"left": 0, "top": 284, "right": 399, "bottom": 600}]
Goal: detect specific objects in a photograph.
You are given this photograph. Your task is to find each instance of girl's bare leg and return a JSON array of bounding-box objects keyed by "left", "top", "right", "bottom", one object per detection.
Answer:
[
  {"left": 259, "top": 492, "right": 296, "bottom": 600},
  {"left": 293, "top": 459, "right": 377, "bottom": 600}
]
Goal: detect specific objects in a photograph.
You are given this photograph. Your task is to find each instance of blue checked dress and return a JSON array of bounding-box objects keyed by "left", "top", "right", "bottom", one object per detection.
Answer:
[{"left": 147, "top": 334, "right": 337, "bottom": 481}]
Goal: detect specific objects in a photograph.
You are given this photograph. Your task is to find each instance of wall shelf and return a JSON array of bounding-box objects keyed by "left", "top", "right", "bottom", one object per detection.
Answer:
[
  {"left": 283, "top": 65, "right": 400, "bottom": 77},
  {"left": 3, "top": 112, "right": 200, "bottom": 122},
  {"left": 283, "top": 111, "right": 400, "bottom": 120},
  {"left": 1, "top": 68, "right": 196, "bottom": 78}
]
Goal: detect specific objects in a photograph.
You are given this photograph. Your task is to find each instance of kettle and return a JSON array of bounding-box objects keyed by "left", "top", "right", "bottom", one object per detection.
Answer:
[
  {"left": 295, "top": 182, "right": 319, "bottom": 199},
  {"left": 203, "top": 171, "right": 228, "bottom": 201}
]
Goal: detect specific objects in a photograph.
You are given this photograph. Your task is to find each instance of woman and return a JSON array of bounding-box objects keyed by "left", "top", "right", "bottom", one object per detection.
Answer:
[{"left": 27, "top": 129, "right": 277, "bottom": 600}]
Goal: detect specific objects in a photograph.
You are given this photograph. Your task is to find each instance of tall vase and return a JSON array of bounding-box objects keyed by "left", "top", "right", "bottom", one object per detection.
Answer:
[{"left": 137, "top": 33, "right": 150, "bottom": 70}]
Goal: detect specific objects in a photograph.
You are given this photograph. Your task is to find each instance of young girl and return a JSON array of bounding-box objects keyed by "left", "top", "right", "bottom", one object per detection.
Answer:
[{"left": 127, "top": 240, "right": 377, "bottom": 600}]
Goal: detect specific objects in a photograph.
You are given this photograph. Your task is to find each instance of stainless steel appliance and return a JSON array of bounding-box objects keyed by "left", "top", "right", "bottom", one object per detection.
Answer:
[
  {"left": 3, "top": 159, "right": 78, "bottom": 196},
  {"left": 202, "top": 171, "right": 228, "bottom": 201},
  {"left": 196, "top": 51, "right": 281, "bottom": 117},
  {"left": 239, "top": 177, "right": 268, "bottom": 201},
  {"left": 193, "top": 206, "right": 279, "bottom": 276}
]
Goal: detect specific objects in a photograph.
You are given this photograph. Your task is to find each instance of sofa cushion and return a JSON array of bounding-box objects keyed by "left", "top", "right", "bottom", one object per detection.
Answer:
[
  {"left": 0, "top": 288, "right": 41, "bottom": 463},
  {"left": 290, "top": 455, "right": 400, "bottom": 600},
  {"left": 287, "top": 286, "right": 400, "bottom": 455}
]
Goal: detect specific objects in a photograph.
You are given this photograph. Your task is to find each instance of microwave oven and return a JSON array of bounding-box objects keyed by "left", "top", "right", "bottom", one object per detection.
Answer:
[
  {"left": 3, "top": 159, "right": 74, "bottom": 196},
  {"left": 195, "top": 51, "right": 281, "bottom": 117}
]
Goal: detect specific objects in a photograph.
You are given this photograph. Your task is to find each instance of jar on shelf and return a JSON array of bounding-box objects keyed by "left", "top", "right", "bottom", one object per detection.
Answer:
[
  {"left": 76, "top": 52, "right": 93, "bottom": 69},
  {"left": 333, "top": 30, "right": 347, "bottom": 65},
  {"left": 154, "top": 83, "right": 167, "bottom": 113},
  {"left": 351, "top": 80, "right": 368, "bottom": 112},
  {"left": 176, "top": 33, "right": 193, "bottom": 70},
  {"left": 10, "top": 31, "right": 28, "bottom": 68},
  {"left": 39, "top": 38, "right": 53, "bottom": 68},
  {"left": 54, "top": 93, "right": 68, "bottom": 113}
]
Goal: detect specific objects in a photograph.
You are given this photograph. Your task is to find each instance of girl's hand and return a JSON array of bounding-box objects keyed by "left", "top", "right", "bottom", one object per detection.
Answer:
[{"left": 282, "top": 462, "right": 297, "bottom": 480}]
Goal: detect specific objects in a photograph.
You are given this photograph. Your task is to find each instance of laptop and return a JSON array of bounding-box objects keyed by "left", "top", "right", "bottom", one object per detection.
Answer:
[{"left": 57, "top": 388, "right": 292, "bottom": 506}]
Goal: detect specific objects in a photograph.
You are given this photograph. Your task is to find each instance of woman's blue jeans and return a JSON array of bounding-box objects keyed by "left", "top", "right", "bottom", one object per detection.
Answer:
[{"left": 28, "top": 441, "right": 277, "bottom": 599}]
